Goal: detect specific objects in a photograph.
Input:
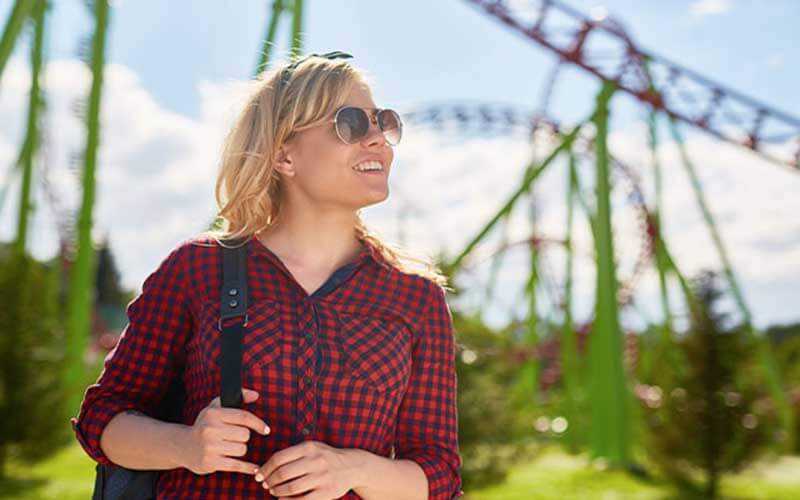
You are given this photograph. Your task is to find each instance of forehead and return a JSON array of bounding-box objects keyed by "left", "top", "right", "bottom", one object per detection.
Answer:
[{"left": 342, "top": 81, "right": 377, "bottom": 108}]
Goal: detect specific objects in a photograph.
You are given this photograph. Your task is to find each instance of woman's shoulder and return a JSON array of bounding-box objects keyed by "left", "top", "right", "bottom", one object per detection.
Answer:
[{"left": 150, "top": 233, "right": 230, "bottom": 279}]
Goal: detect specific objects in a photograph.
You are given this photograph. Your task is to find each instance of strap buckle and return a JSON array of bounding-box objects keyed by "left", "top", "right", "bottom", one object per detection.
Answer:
[{"left": 217, "top": 313, "right": 249, "bottom": 331}]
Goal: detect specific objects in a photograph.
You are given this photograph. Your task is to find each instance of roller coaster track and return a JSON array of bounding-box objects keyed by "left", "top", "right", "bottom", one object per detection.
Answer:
[{"left": 464, "top": 0, "right": 800, "bottom": 170}]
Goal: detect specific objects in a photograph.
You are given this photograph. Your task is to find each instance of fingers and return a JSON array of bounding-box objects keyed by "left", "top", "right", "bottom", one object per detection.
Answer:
[
  {"left": 219, "top": 408, "right": 271, "bottom": 436},
  {"left": 217, "top": 457, "right": 260, "bottom": 476},
  {"left": 241, "top": 388, "right": 259, "bottom": 403},
  {"left": 209, "top": 387, "right": 259, "bottom": 408},
  {"left": 221, "top": 425, "right": 251, "bottom": 444},
  {"left": 219, "top": 440, "right": 249, "bottom": 458}
]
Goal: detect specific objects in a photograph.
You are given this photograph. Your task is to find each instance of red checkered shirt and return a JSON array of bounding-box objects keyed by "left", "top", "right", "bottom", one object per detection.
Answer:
[{"left": 71, "top": 234, "right": 464, "bottom": 499}]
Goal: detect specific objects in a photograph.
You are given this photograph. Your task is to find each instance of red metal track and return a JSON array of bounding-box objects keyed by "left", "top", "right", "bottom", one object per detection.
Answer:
[{"left": 464, "top": 0, "right": 800, "bottom": 171}]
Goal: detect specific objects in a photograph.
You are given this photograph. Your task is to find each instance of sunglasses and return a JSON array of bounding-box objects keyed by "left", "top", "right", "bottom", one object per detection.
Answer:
[{"left": 315, "top": 106, "right": 403, "bottom": 146}]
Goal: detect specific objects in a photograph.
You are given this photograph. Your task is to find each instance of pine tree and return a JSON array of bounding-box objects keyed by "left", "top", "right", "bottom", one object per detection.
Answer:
[
  {"left": 94, "top": 235, "right": 126, "bottom": 307},
  {"left": 0, "top": 252, "right": 69, "bottom": 477},
  {"left": 641, "top": 269, "right": 776, "bottom": 498}
]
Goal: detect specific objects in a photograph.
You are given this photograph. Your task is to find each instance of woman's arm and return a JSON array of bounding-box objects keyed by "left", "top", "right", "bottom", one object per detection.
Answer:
[
  {"left": 99, "top": 409, "right": 190, "bottom": 470},
  {"left": 101, "top": 390, "right": 270, "bottom": 475},
  {"left": 346, "top": 448, "right": 429, "bottom": 500},
  {"left": 71, "top": 241, "right": 193, "bottom": 467}
]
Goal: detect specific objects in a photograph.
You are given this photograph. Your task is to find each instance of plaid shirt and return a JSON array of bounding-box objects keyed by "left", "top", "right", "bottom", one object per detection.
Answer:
[{"left": 71, "top": 234, "right": 464, "bottom": 499}]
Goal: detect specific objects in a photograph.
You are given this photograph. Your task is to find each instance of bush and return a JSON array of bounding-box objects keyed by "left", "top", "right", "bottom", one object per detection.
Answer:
[{"left": 453, "top": 308, "right": 541, "bottom": 490}]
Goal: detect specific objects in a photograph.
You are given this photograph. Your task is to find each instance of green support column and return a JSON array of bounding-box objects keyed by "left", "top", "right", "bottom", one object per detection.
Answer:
[
  {"left": 445, "top": 119, "right": 589, "bottom": 275},
  {"left": 520, "top": 236, "right": 540, "bottom": 405},
  {"left": 254, "top": 0, "right": 285, "bottom": 77},
  {"left": 13, "top": 0, "right": 46, "bottom": 258},
  {"left": 588, "top": 80, "right": 630, "bottom": 465},
  {"left": 0, "top": 0, "right": 36, "bottom": 84},
  {"left": 561, "top": 148, "right": 582, "bottom": 451},
  {"left": 289, "top": 0, "right": 304, "bottom": 58},
  {"left": 65, "top": 0, "right": 110, "bottom": 415}
]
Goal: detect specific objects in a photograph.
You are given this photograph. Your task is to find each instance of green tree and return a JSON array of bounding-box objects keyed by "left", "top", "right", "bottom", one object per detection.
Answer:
[
  {"left": 0, "top": 252, "right": 69, "bottom": 477},
  {"left": 640, "top": 269, "right": 776, "bottom": 498},
  {"left": 94, "top": 235, "right": 126, "bottom": 307}
]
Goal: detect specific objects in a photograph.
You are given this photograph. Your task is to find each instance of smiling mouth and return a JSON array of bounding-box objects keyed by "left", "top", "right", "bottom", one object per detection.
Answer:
[{"left": 352, "top": 160, "right": 385, "bottom": 173}]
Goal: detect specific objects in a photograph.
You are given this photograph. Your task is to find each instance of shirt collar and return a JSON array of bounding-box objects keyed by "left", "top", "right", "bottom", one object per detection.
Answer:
[{"left": 246, "top": 234, "right": 390, "bottom": 272}]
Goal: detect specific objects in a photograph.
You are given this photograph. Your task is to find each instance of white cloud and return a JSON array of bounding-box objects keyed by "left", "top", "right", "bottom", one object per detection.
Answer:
[
  {"left": 0, "top": 57, "right": 251, "bottom": 290},
  {"left": 1, "top": 57, "right": 797, "bottom": 330},
  {"left": 689, "top": 0, "right": 732, "bottom": 17}
]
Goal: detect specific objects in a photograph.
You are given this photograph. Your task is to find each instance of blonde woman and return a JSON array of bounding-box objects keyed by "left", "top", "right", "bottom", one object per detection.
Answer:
[{"left": 71, "top": 51, "right": 463, "bottom": 499}]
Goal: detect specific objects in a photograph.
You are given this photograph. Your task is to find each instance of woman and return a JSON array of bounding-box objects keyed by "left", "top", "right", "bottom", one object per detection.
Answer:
[{"left": 71, "top": 51, "right": 464, "bottom": 499}]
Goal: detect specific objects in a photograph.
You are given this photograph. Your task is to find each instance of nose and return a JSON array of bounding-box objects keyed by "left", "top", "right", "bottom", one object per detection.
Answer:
[{"left": 360, "top": 115, "right": 385, "bottom": 147}]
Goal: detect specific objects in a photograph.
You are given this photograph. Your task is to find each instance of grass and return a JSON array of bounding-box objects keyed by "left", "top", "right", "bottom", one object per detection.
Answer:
[
  {"left": 467, "top": 446, "right": 800, "bottom": 499},
  {"left": 1, "top": 442, "right": 798, "bottom": 499},
  {"left": 1, "top": 443, "right": 96, "bottom": 499}
]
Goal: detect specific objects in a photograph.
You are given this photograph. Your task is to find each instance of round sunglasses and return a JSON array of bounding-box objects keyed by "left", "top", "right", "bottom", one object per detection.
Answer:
[{"left": 302, "top": 106, "right": 403, "bottom": 146}]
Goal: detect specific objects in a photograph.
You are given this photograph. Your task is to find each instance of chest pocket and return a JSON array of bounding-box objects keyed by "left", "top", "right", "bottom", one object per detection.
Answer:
[
  {"left": 336, "top": 313, "right": 412, "bottom": 393},
  {"left": 190, "top": 298, "right": 283, "bottom": 373}
]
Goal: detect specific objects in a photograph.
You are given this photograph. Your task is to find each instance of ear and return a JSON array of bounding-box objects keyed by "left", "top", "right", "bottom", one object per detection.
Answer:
[{"left": 273, "top": 143, "right": 296, "bottom": 178}]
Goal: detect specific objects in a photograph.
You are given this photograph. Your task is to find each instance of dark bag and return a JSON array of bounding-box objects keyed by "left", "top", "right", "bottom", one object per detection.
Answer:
[{"left": 91, "top": 238, "right": 250, "bottom": 500}]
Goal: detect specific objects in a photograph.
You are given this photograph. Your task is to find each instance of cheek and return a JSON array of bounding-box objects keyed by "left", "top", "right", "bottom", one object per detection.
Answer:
[{"left": 305, "top": 149, "right": 353, "bottom": 188}]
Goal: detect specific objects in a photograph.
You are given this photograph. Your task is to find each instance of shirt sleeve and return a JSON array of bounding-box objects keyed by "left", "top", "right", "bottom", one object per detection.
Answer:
[
  {"left": 70, "top": 240, "right": 193, "bottom": 465},
  {"left": 394, "top": 281, "right": 464, "bottom": 499}
]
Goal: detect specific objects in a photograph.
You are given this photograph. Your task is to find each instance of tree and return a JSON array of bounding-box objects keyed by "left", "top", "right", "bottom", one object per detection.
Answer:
[
  {"left": 640, "top": 269, "right": 777, "bottom": 498},
  {"left": 94, "top": 235, "right": 126, "bottom": 307},
  {"left": 0, "top": 251, "right": 69, "bottom": 477}
]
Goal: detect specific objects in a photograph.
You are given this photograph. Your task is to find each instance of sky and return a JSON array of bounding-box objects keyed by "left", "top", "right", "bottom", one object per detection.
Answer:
[{"left": 1, "top": 0, "right": 799, "bottom": 332}]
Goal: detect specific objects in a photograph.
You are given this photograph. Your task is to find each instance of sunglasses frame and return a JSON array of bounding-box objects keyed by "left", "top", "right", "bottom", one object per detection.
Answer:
[{"left": 326, "top": 106, "right": 403, "bottom": 146}]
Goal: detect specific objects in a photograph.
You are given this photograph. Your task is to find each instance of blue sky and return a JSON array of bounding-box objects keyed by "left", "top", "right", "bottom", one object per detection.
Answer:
[
  {"left": 13, "top": 0, "right": 798, "bottom": 120},
  {"left": 1, "top": 0, "right": 799, "bottom": 330}
]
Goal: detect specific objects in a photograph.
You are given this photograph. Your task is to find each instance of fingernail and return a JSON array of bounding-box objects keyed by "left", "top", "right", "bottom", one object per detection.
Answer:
[
  {"left": 255, "top": 473, "right": 264, "bottom": 482},
  {"left": 265, "top": 424, "right": 271, "bottom": 434}
]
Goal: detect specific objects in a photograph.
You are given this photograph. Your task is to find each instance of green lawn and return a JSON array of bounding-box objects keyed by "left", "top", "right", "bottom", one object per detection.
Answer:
[
  {"left": 1, "top": 444, "right": 96, "bottom": 499},
  {"left": 1, "top": 442, "right": 798, "bottom": 499},
  {"left": 468, "top": 447, "right": 800, "bottom": 499}
]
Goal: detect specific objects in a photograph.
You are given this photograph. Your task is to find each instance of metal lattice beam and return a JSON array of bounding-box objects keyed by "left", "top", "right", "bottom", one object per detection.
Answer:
[{"left": 464, "top": 0, "right": 800, "bottom": 171}]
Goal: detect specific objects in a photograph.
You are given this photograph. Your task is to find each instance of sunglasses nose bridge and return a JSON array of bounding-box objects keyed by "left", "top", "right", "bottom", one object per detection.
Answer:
[{"left": 361, "top": 112, "right": 385, "bottom": 144}]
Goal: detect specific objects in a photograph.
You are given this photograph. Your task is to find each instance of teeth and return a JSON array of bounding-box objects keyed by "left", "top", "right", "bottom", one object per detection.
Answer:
[{"left": 353, "top": 161, "right": 383, "bottom": 172}]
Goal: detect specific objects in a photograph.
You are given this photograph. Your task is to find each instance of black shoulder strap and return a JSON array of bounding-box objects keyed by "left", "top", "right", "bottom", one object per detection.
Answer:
[{"left": 220, "top": 238, "right": 248, "bottom": 408}]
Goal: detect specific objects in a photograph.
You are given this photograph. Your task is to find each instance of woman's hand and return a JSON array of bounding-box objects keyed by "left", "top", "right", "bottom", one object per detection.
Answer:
[
  {"left": 180, "top": 387, "right": 271, "bottom": 476},
  {"left": 254, "top": 440, "right": 359, "bottom": 499}
]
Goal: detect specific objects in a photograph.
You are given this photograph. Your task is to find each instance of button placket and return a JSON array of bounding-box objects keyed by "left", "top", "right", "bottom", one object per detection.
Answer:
[{"left": 296, "top": 304, "right": 318, "bottom": 440}]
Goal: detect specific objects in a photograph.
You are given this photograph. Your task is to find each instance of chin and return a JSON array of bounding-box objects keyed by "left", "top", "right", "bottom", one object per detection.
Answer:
[{"left": 357, "top": 189, "right": 389, "bottom": 208}]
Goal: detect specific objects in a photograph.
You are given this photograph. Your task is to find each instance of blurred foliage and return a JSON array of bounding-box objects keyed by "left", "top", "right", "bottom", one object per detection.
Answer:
[
  {"left": 0, "top": 251, "right": 71, "bottom": 477},
  {"left": 638, "top": 269, "right": 778, "bottom": 498},
  {"left": 452, "top": 307, "right": 540, "bottom": 490},
  {"left": 766, "top": 321, "right": 800, "bottom": 454}
]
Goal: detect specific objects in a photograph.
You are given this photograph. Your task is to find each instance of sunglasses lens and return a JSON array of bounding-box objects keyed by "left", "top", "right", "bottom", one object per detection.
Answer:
[
  {"left": 334, "top": 107, "right": 403, "bottom": 145},
  {"left": 378, "top": 109, "right": 402, "bottom": 145},
  {"left": 336, "top": 107, "right": 370, "bottom": 144}
]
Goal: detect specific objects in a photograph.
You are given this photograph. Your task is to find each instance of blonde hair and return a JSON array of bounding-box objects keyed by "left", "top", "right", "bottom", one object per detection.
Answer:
[{"left": 200, "top": 52, "right": 449, "bottom": 289}]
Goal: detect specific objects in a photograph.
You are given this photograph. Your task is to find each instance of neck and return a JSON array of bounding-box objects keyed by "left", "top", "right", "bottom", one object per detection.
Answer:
[{"left": 256, "top": 204, "right": 363, "bottom": 272}]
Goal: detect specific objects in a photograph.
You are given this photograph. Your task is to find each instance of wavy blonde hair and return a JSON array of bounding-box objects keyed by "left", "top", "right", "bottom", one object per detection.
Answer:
[{"left": 199, "top": 53, "right": 449, "bottom": 289}]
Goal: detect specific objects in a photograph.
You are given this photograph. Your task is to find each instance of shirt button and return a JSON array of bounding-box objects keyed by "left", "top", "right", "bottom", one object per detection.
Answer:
[
  {"left": 304, "top": 332, "right": 313, "bottom": 341},
  {"left": 301, "top": 376, "right": 312, "bottom": 386},
  {"left": 301, "top": 426, "right": 312, "bottom": 436}
]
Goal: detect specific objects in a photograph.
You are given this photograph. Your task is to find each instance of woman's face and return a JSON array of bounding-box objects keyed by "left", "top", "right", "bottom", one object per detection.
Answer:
[{"left": 276, "top": 81, "right": 394, "bottom": 211}]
